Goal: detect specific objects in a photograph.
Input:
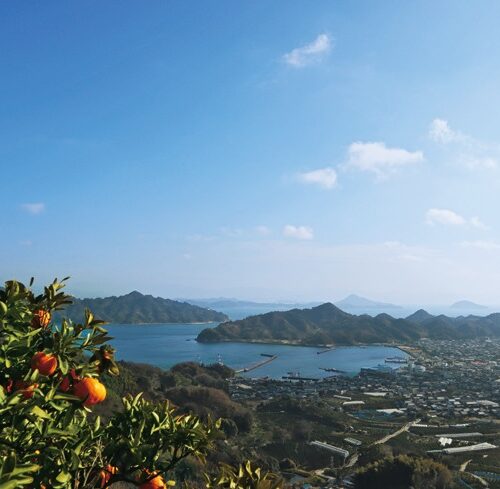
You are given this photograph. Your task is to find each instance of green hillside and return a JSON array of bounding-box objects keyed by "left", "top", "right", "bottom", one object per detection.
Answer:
[
  {"left": 56, "top": 290, "right": 228, "bottom": 324},
  {"left": 197, "top": 303, "right": 500, "bottom": 345}
]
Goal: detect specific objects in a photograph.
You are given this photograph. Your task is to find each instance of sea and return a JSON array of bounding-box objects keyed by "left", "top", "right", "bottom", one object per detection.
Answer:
[{"left": 105, "top": 323, "right": 408, "bottom": 380}]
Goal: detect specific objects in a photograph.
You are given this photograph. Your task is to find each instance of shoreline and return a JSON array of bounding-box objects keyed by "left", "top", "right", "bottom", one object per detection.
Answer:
[
  {"left": 108, "top": 321, "right": 221, "bottom": 326},
  {"left": 195, "top": 337, "right": 414, "bottom": 350}
]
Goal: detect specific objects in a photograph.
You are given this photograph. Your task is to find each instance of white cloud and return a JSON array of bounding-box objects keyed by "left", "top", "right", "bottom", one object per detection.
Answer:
[
  {"left": 283, "top": 33, "right": 332, "bottom": 68},
  {"left": 425, "top": 209, "right": 488, "bottom": 229},
  {"left": 426, "top": 208, "right": 467, "bottom": 226},
  {"left": 283, "top": 225, "right": 314, "bottom": 240},
  {"left": 21, "top": 203, "right": 45, "bottom": 215},
  {"left": 255, "top": 225, "right": 271, "bottom": 236},
  {"left": 345, "top": 142, "right": 423, "bottom": 178},
  {"left": 460, "top": 240, "right": 500, "bottom": 250},
  {"left": 297, "top": 167, "right": 337, "bottom": 189},
  {"left": 428, "top": 118, "right": 461, "bottom": 144},
  {"left": 469, "top": 217, "right": 489, "bottom": 230},
  {"left": 429, "top": 118, "right": 499, "bottom": 170},
  {"left": 463, "top": 156, "right": 498, "bottom": 170}
]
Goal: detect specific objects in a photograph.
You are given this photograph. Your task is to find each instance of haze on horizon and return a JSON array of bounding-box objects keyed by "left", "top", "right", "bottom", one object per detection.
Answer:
[{"left": 3, "top": 1, "right": 500, "bottom": 305}]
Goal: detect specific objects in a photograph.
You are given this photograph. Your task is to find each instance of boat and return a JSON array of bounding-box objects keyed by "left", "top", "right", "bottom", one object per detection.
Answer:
[
  {"left": 384, "top": 356, "right": 407, "bottom": 364},
  {"left": 319, "top": 367, "right": 346, "bottom": 374}
]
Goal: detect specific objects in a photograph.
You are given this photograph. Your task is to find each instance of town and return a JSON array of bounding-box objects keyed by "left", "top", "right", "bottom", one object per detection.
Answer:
[{"left": 228, "top": 339, "right": 500, "bottom": 488}]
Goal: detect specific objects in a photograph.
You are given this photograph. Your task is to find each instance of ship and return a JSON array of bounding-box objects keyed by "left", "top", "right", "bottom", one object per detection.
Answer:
[{"left": 384, "top": 356, "right": 407, "bottom": 364}]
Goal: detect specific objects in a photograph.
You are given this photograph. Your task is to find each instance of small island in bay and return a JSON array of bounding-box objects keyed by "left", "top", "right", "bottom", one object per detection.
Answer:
[
  {"left": 56, "top": 290, "right": 228, "bottom": 324},
  {"left": 197, "top": 302, "right": 500, "bottom": 345}
]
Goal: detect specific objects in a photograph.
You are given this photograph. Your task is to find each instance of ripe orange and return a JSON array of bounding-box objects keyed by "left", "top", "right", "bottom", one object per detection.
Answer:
[
  {"left": 99, "top": 464, "right": 118, "bottom": 488},
  {"left": 14, "top": 381, "right": 38, "bottom": 399},
  {"left": 73, "top": 377, "right": 106, "bottom": 407},
  {"left": 138, "top": 473, "right": 168, "bottom": 489},
  {"left": 59, "top": 369, "right": 79, "bottom": 392},
  {"left": 31, "top": 309, "right": 51, "bottom": 329},
  {"left": 31, "top": 352, "right": 58, "bottom": 376}
]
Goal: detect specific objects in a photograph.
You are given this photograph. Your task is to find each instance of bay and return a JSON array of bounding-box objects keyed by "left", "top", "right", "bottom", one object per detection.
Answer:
[{"left": 105, "top": 323, "right": 408, "bottom": 379}]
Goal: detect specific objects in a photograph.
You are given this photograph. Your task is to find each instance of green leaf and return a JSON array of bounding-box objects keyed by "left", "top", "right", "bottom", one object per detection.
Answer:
[
  {"left": 30, "top": 405, "right": 51, "bottom": 419},
  {"left": 55, "top": 470, "right": 71, "bottom": 483}
]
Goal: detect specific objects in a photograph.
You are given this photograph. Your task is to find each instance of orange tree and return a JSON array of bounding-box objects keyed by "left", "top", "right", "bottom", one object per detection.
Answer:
[{"left": 0, "top": 279, "right": 283, "bottom": 489}]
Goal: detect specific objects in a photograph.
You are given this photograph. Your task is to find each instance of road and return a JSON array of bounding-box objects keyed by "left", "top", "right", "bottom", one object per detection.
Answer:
[{"left": 372, "top": 419, "right": 421, "bottom": 446}]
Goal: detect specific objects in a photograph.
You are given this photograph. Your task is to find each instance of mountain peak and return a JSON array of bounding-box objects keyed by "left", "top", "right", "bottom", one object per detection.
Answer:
[
  {"left": 335, "top": 294, "right": 400, "bottom": 309},
  {"left": 125, "top": 290, "right": 145, "bottom": 298},
  {"left": 451, "top": 300, "right": 487, "bottom": 310},
  {"left": 406, "top": 309, "right": 434, "bottom": 323}
]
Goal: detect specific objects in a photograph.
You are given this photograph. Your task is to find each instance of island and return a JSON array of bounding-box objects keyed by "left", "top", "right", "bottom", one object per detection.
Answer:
[
  {"left": 55, "top": 290, "right": 228, "bottom": 324},
  {"left": 196, "top": 302, "right": 500, "bottom": 345}
]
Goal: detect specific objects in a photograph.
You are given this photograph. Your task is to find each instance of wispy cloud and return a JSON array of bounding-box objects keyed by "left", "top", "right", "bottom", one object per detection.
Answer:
[
  {"left": 283, "top": 225, "right": 314, "bottom": 240},
  {"left": 426, "top": 208, "right": 466, "bottom": 226},
  {"left": 297, "top": 167, "right": 337, "bottom": 189},
  {"left": 429, "top": 118, "right": 462, "bottom": 144},
  {"left": 21, "top": 203, "right": 45, "bottom": 215},
  {"left": 345, "top": 142, "right": 423, "bottom": 179},
  {"left": 428, "top": 118, "right": 499, "bottom": 170},
  {"left": 255, "top": 225, "right": 272, "bottom": 236},
  {"left": 426, "top": 208, "right": 488, "bottom": 229},
  {"left": 469, "top": 216, "right": 489, "bottom": 230},
  {"left": 283, "top": 33, "right": 332, "bottom": 68},
  {"left": 460, "top": 240, "right": 500, "bottom": 250}
]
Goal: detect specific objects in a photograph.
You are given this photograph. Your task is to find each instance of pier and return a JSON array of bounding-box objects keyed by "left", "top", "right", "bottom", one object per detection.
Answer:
[
  {"left": 317, "top": 346, "right": 335, "bottom": 354},
  {"left": 282, "top": 375, "right": 320, "bottom": 381},
  {"left": 235, "top": 354, "right": 278, "bottom": 374},
  {"left": 319, "top": 367, "right": 347, "bottom": 374}
]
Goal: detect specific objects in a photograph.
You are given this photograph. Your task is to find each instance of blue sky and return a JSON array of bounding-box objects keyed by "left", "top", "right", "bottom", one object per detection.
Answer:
[{"left": 3, "top": 1, "right": 500, "bottom": 304}]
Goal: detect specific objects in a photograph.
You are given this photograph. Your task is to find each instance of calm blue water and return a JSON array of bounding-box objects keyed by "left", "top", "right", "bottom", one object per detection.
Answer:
[{"left": 105, "top": 323, "right": 408, "bottom": 379}]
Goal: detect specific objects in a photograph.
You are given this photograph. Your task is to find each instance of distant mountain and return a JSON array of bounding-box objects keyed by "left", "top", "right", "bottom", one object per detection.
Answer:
[
  {"left": 56, "top": 291, "right": 228, "bottom": 324},
  {"left": 185, "top": 298, "right": 303, "bottom": 309},
  {"left": 405, "top": 309, "right": 434, "bottom": 324},
  {"left": 450, "top": 300, "right": 488, "bottom": 310},
  {"left": 335, "top": 294, "right": 402, "bottom": 310},
  {"left": 183, "top": 298, "right": 322, "bottom": 320},
  {"left": 197, "top": 303, "right": 500, "bottom": 346}
]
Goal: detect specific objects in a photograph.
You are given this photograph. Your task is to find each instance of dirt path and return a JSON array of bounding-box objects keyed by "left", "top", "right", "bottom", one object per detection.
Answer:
[{"left": 372, "top": 418, "right": 421, "bottom": 446}]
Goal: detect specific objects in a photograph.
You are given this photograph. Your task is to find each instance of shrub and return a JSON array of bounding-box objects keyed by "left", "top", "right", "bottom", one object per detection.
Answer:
[
  {"left": 0, "top": 279, "right": 281, "bottom": 488},
  {"left": 353, "top": 454, "right": 454, "bottom": 489}
]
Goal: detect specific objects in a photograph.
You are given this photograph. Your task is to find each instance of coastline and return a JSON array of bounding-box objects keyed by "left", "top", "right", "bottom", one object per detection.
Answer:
[
  {"left": 196, "top": 337, "right": 414, "bottom": 351},
  {"left": 108, "top": 321, "right": 221, "bottom": 326}
]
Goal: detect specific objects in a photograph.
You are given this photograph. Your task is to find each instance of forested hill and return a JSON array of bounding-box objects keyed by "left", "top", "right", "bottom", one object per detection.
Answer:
[
  {"left": 196, "top": 302, "right": 500, "bottom": 345},
  {"left": 57, "top": 291, "right": 228, "bottom": 324}
]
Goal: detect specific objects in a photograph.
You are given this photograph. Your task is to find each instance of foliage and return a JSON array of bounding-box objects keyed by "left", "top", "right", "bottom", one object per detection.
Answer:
[
  {"left": 0, "top": 279, "right": 279, "bottom": 488},
  {"left": 353, "top": 454, "right": 455, "bottom": 489},
  {"left": 205, "top": 462, "right": 283, "bottom": 489}
]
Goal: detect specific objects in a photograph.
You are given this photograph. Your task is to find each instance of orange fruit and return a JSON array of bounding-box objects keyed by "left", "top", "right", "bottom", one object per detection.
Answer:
[
  {"left": 31, "top": 352, "right": 58, "bottom": 376},
  {"left": 59, "top": 369, "right": 79, "bottom": 392},
  {"left": 14, "top": 381, "right": 38, "bottom": 399},
  {"left": 139, "top": 472, "right": 168, "bottom": 489},
  {"left": 31, "top": 309, "right": 51, "bottom": 329},
  {"left": 99, "top": 464, "right": 118, "bottom": 488},
  {"left": 73, "top": 377, "right": 106, "bottom": 407}
]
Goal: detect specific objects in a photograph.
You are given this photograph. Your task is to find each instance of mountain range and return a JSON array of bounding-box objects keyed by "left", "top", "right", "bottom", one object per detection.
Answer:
[
  {"left": 56, "top": 291, "right": 228, "bottom": 324},
  {"left": 184, "top": 298, "right": 314, "bottom": 309},
  {"left": 196, "top": 302, "right": 500, "bottom": 346}
]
